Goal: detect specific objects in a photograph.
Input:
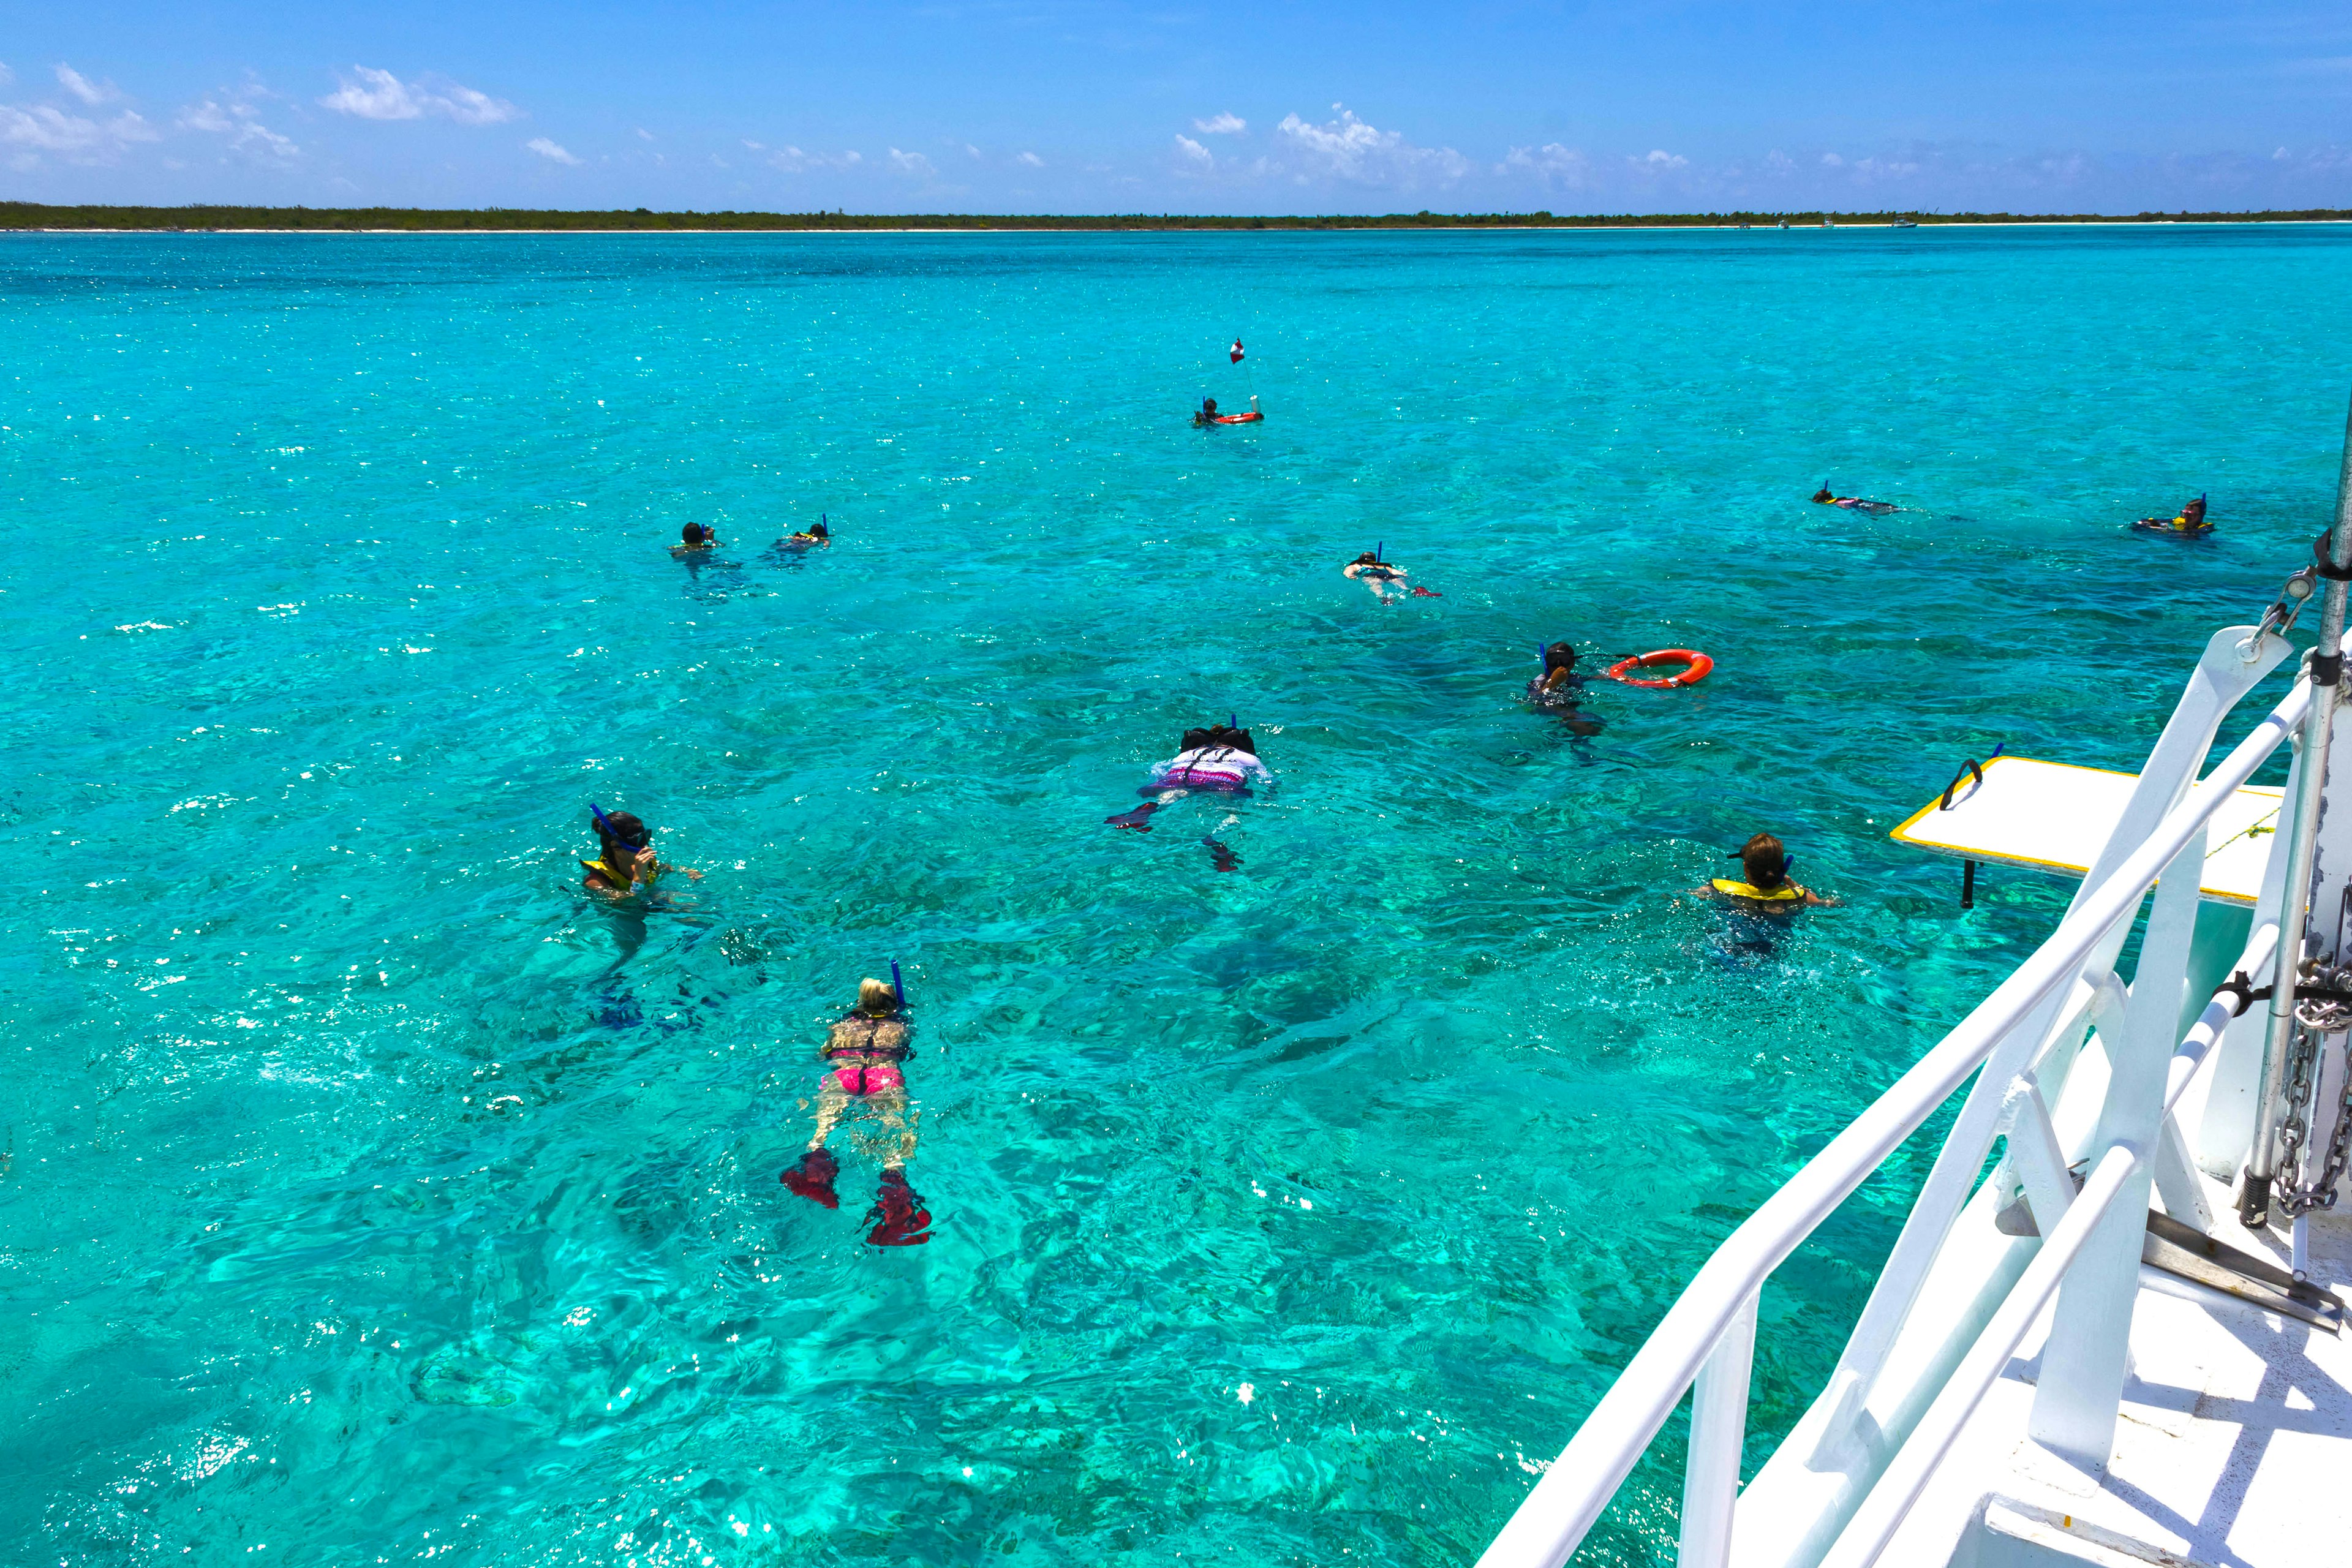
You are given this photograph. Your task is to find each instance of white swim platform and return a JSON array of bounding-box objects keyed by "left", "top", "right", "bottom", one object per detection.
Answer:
[{"left": 1890, "top": 755, "right": 2283, "bottom": 907}]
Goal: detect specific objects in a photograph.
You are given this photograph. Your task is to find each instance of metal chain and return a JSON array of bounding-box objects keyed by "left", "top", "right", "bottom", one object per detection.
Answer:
[
  {"left": 2283, "top": 1034, "right": 2352, "bottom": 1216},
  {"left": 2276, "top": 1018, "right": 2319, "bottom": 1177}
]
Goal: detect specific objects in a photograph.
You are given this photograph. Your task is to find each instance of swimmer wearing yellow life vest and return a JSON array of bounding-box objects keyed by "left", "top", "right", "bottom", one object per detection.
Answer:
[
  {"left": 2134, "top": 494, "right": 2210, "bottom": 535},
  {"left": 581, "top": 804, "right": 702, "bottom": 899},
  {"left": 670, "top": 522, "right": 720, "bottom": 556},
  {"left": 1700, "top": 832, "right": 1833, "bottom": 911}
]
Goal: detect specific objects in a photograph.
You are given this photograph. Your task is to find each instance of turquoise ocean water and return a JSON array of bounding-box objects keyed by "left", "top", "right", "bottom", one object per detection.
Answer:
[{"left": 6, "top": 225, "right": 2351, "bottom": 1567}]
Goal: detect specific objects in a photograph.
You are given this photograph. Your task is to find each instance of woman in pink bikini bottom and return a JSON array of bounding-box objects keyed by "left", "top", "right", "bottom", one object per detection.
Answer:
[{"left": 780, "top": 976, "right": 930, "bottom": 1246}]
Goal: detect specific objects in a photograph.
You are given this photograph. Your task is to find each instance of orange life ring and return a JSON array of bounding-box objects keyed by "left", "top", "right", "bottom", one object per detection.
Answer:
[{"left": 1605, "top": 649, "right": 1713, "bottom": 688}]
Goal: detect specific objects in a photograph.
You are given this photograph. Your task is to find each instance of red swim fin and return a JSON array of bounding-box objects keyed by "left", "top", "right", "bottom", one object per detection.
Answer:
[
  {"left": 1106, "top": 802, "right": 1161, "bottom": 832},
  {"left": 1202, "top": 837, "right": 1242, "bottom": 872},
  {"left": 781, "top": 1148, "right": 840, "bottom": 1209},
  {"left": 1410, "top": 586, "right": 1442, "bottom": 597},
  {"left": 866, "top": 1169, "right": 933, "bottom": 1246}
]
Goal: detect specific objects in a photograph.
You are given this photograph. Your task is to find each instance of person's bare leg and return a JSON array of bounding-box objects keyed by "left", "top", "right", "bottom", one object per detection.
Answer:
[
  {"left": 876, "top": 1091, "right": 916, "bottom": 1168},
  {"left": 808, "top": 1079, "right": 850, "bottom": 1151}
]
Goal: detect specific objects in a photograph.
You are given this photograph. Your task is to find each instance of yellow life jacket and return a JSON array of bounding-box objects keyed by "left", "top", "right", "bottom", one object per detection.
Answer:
[
  {"left": 582, "top": 854, "right": 657, "bottom": 890},
  {"left": 1713, "top": 878, "right": 1803, "bottom": 902}
]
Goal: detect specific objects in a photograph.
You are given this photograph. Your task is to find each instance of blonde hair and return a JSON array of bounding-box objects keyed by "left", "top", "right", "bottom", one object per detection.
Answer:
[{"left": 857, "top": 977, "right": 899, "bottom": 1014}]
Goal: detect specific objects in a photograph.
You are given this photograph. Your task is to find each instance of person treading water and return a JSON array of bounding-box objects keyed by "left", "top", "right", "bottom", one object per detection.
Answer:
[
  {"left": 671, "top": 522, "right": 720, "bottom": 555},
  {"left": 1698, "top": 832, "right": 1833, "bottom": 911},
  {"left": 779, "top": 976, "right": 932, "bottom": 1246},
  {"left": 1526, "top": 643, "right": 1604, "bottom": 736},
  {"left": 2135, "top": 494, "right": 2211, "bottom": 535},
  {"left": 581, "top": 805, "right": 702, "bottom": 900}
]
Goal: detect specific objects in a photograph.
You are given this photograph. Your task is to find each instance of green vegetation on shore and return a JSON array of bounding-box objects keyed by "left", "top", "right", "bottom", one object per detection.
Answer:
[{"left": 5, "top": 202, "right": 2350, "bottom": 233}]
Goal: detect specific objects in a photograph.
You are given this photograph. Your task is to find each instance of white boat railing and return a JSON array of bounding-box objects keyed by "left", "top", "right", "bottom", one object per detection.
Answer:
[{"left": 1475, "top": 628, "right": 2316, "bottom": 1568}]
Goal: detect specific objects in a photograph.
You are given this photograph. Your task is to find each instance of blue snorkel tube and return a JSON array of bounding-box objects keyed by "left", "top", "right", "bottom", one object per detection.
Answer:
[
  {"left": 590, "top": 802, "right": 650, "bottom": 865},
  {"left": 891, "top": 960, "right": 907, "bottom": 1010},
  {"left": 589, "top": 802, "right": 642, "bottom": 846}
]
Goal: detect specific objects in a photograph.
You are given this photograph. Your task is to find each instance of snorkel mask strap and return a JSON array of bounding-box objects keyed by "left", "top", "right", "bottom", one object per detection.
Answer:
[{"left": 590, "top": 802, "right": 648, "bottom": 852}]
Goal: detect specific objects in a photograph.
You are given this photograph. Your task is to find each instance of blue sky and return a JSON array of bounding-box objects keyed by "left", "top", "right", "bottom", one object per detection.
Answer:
[{"left": 6, "top": 1, "right": 2351, "bottom": 213}]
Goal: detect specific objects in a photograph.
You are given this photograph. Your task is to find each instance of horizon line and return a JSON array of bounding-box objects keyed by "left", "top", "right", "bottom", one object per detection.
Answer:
[{"left": 7, "top": 201, "right": 2352, "bottom": 233}]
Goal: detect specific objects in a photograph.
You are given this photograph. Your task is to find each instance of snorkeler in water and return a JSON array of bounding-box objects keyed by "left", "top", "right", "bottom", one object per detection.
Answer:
[
  {"left": 783, "top": 518, "right": 832, "bottom": 548},
  {"left": 1344, "top": 550, "right": 1408, "bottom": 602},
  {"left": 1107, "top": 723, "right": 1272, "bottom": 862},
  {"left": 2134, "top": 494, "right": 2211, "bottom": 535},
  {"left": 671, "top": 522, "right": 720, "bottom": 555},
  {"left": 580, "top": 805, "right": 703, "bottom": 899},
  {"left": 1526, "top": 643, "right": 1604, "bottom": 735},
  {"left": 780, "top": 976, "right": 931, "bottom": 1246},
  {"left": 1696, "top": 832, "right": 1834, "bottom": 911},
  {"left": 1811, "top": 486, "right": 1898, "bottom": 516}
]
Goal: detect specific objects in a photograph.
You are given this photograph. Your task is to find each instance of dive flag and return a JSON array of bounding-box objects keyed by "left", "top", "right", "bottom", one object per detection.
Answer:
[{"left": 1230, "top": 339, "right": 1245, "bottom": 364}]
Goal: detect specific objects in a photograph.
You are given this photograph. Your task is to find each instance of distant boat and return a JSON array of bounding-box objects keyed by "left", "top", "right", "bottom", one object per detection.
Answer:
[
  {"left": 1822, "top": 218, "right": 1835, "bottom": 228},
  {"left": 1777, "top": 219, "right": 1789, "bottom": 229},
  {"left": 1894, "top": 218, "right": 1919, "bottom": 228}
]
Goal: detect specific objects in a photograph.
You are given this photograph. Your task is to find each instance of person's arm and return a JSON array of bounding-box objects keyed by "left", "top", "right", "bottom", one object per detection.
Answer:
[{"left": 646, "top": 846, "right": 704, "bottom": 882}]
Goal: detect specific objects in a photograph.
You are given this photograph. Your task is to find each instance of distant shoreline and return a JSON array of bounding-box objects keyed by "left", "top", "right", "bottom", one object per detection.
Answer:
[{"left": 6, "top": 202, "right": 2352, "bottom": 235}]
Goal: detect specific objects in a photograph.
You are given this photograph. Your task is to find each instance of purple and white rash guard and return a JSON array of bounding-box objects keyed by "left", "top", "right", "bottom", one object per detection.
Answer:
[{"left": 1152, "top": 744, "right": 1273, "bottom": 792}]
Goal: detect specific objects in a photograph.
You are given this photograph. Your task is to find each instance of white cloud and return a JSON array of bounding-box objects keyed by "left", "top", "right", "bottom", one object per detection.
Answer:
[
  {"left": 769, "top": 145, "right": 865, "bottom": 172},
  {"left": 1821, "top": 151, "right": 1844, "bottom": 168},
  {"left": 1174, "top": 134, "right": 1212, "bottom": 168},
  {"left": 1632, "top": 149, "right": 1689, "bottom": 172},
  {"left": 55, "top": 64, "right": 117, "bottom": 105},
  {"left": 635, "top": 127, "right": 655, "bottom": 141},
  {"left": 320, "top": 67, "right": 519, "bottom": 124},
  {"left": 1276, "top": 106, "right": 1469, "bottom": 186},
  {"left": 431, "top": 82, "right": 521, "bottom": 125},
  {"left": 1017, "top": 150, "right": 1043, "bottom": 167},
  {"left": 0, "top": 104, "right": 158, "bottom": 158},
  {"left": 321, "top": 66, "right": 419, "bottom": 119},
  {"left": 1504, "top": 143, "right": 1592, "bottom": 188},
  {"left": 1193, "top": 111, "right": 1245, "bottom": 135},
  {"left": 180, "top": 97, "right": 298, "bottom": 160},
  {"left": 743, "top": 138, "right": 764, "bottom": 150},
  {"left": 967, "top": 143, "right": 983, "bottom": 159},
  {"left": 0, "top": 64, "right": 13, "bottom": 89},
  {"left": 888, "top": 146, "right": 937, "bottom": 178},
  {"left": 526, "top": 136, "right": 579, "bottom": 165}
]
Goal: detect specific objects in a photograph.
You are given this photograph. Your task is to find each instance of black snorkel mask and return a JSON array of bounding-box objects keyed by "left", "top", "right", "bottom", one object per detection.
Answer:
[
  {"left": 591, "top": 802, "right": 649, "bottom": 855},
  {"left": 1725, "top": 846, "right": 1796, "bottom": 884}
]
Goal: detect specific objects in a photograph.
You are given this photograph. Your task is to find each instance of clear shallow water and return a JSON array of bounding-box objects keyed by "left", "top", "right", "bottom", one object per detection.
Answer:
[{"left": 4, "top": 225, "right": 2350, "bottom": 1567}]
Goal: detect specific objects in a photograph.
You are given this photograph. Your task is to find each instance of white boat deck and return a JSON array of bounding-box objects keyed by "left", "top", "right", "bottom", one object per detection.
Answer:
[{"left": 1886, "top": 1175, "right": 2352, "bottom": 1567}]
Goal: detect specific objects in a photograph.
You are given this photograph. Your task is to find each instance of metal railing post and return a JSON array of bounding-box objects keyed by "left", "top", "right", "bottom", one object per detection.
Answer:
[
  {"left": 2244, "top": 393, "right": 2352, "bottom": 1226},
  {"left": 1675, "top": 1292, "right": 1758, "bottom": 1568}
]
